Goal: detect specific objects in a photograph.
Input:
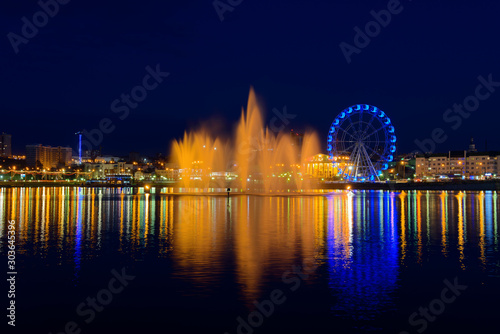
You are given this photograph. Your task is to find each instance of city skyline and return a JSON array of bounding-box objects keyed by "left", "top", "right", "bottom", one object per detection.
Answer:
[
  {"left": 1, "top": 1, "right": 500, "bottom": 155},
  {"left": 0, "top": 127, "right": 498, "bottom": 160},
  {"left": 1, "top": 84, "right": 499, "bottom": 156}
]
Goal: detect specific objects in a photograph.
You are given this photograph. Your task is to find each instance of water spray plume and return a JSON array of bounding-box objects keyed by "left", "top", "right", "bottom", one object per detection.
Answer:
[{"left": 171, "top": 88, "right": 321, "bottom": 192}]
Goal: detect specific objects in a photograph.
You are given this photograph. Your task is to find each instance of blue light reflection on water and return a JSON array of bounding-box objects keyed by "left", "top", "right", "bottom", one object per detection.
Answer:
[
  {"left": 74, "top": 188, "right": 83, "bottom": 280},
  {"left": 326, "top": 191, "right": 399, "bottom": 320}
]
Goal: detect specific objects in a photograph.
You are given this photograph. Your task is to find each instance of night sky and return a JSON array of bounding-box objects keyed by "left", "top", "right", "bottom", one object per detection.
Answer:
[{"left": 1, "top": 0, "right": 500, "bottom": 156}]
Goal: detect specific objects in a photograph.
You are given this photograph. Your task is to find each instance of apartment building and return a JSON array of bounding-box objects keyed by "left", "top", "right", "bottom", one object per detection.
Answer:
[
  {"left": 415, "top": 151, "right": 500, "bottom": 178},
  {"left": 26, "top": 144, "right": 72, "bottom": 168}
]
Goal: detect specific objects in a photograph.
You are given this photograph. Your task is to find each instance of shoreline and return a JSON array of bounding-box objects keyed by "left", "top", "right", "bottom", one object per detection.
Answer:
[{"left": 1, "top": 180, "right": 499, "bottom": 191}]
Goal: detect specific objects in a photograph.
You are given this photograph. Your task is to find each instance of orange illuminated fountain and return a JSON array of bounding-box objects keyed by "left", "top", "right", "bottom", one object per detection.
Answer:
[
  {"left": 171, "top": 130, "right": 226, "bottom": 189},
  {"left": 171, "top": 88, "right": 321, "bottom": 192}
]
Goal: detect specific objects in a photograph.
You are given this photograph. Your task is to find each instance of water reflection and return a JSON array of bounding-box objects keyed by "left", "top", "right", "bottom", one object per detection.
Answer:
[
  {"left": 0, "top": 187, "right": 499, "bottom": 320},
  {"left": 326, "top": 191, "right": 399, "bottom": 320}
]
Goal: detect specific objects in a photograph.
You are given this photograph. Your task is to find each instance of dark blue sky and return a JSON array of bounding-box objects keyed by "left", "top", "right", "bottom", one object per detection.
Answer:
[{"left": 1, "top": 0, "right": 500, "bottom": 156}]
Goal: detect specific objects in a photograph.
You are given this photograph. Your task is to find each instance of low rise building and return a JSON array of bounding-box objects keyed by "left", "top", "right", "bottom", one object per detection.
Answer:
[
  {"left": 156, "top": 168, "right": 179, "bottom": 180},
  {"left": 84, "top": 161, "right": 134, "bottom": 179},
  {"left": 415, "top": 151, "right": 500, "bottom": 179},
  {"left": 304, "top": 154, "right": 351, "bottom": 178}
]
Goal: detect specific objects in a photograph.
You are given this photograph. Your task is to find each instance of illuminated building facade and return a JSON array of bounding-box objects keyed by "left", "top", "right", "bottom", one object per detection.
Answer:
[
  {"left": 415, "top": 151, "right": 500, "bottom": 178},
  {"left": 305, "top": 154, "right": 352, "bottom": 178},
  {"left": 156, "top": 168, "right": 179, "bottom": 180},
  {"left": 305, "top": 154, "right": 333, "bottom": 177},
  {"left": 83, "top": 161, "right": 134, "bottom": 179},
  {"left": 26, "top": 144, "right": 72, "bottom": 168}
]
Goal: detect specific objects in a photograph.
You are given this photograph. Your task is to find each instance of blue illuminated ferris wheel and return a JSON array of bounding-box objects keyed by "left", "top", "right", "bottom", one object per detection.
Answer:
[{"left": 327, "top": 104, "right": 396, "bottom": 182}]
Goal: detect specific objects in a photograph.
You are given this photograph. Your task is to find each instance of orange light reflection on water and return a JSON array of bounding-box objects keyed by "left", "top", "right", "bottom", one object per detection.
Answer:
[{"left": 0, "top": 188, "right": 499, "bottom": 303}]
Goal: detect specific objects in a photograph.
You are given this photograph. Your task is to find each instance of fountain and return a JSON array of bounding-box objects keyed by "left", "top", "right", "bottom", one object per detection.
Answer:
[
  {"left": 171, "top": 130, "right": 226, "bottom": 189},
  {"left": 170, "top": 88, "right": 321, "bottom": 192}
]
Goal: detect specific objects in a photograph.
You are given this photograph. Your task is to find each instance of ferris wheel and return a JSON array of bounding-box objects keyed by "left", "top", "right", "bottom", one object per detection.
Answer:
[{"left": 327, "top": 104, "right": 396, "bottom": 182}]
